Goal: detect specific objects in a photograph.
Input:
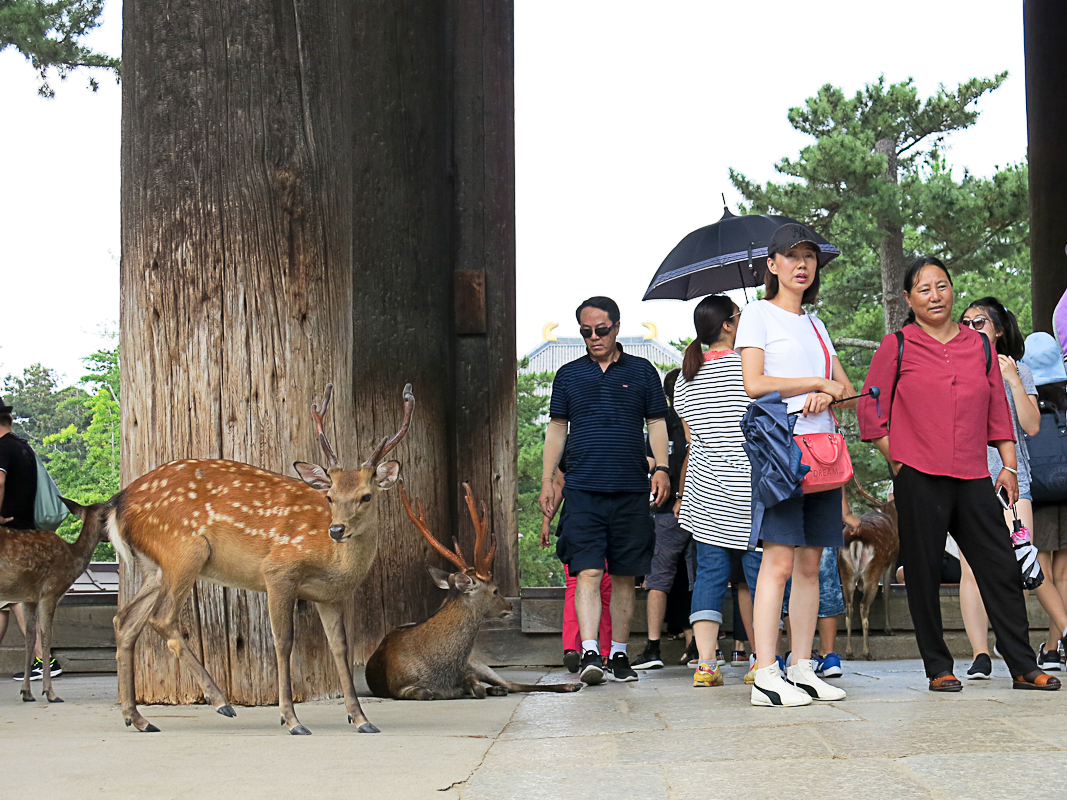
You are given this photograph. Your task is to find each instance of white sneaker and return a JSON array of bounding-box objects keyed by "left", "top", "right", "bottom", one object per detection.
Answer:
[
  {"left": 750, "top": 662, "right": 812, "bottom": 707},
  {"left": 787, "top": 659, "right": 846, "bottom": 701}
]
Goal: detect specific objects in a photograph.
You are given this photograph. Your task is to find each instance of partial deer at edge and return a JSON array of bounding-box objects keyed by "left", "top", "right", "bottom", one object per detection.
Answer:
[
  {"left": 838, "top": 479, "right": 900, "bottom": 660},
  {"left": 0, "top": 499, "right": 108, "bottom": 703},
  {"left": 365, "top": 482, "right": 581, "bottom": 700},
  {"left": 109, "top": 383, "right": 414, "bottom": 735}
]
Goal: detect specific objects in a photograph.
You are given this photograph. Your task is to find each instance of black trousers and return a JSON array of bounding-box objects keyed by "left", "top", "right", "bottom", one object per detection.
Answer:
[{"left": 895, "top": 466, "right": 1038, "bottom": 679}]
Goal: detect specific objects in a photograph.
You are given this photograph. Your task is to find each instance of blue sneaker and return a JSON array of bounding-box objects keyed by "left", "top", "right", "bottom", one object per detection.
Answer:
[
  {"left": 816, "top": 652, "right": 843, "bottom": 678},
  {"left": 776, "top": 655, "right": 786, "bottom": 673}
]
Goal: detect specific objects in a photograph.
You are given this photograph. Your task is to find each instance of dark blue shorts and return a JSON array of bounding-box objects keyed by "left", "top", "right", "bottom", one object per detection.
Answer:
[
  {"left": 758, "top": 487, "right": 844, "bottom": 548},
  {"left": 555, "top": 488, "right": 654, "bottom": 576}
]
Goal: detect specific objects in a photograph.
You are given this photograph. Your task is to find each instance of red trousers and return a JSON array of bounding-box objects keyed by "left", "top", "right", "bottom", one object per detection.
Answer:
[{"left": 563, "top": 563, "right": 612, "bottom": 656}]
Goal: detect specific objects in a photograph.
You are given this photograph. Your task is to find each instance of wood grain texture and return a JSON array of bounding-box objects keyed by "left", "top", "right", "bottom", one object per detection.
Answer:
[
  {"left": 121, "top": 0, "right": 518, "bottom": 701},
  {"left": 1025, "top": 3, "right": 1067, "bottom": 332}
]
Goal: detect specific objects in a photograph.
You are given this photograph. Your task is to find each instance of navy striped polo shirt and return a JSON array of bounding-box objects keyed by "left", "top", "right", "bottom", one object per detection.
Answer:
[{"left": 550, "top": 345, "right": 668, "bottom": 493}]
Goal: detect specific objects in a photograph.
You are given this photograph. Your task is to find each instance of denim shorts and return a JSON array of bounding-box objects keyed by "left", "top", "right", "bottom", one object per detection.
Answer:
[
  {"left": 759, "top": 487, "right": 844, "bottom": 548},
  {"left": 645, "top": 513, "right": 696, "bottom": 592},
  {"left": 782, "top": 546, "right": 845, "bottom": 618},
  {"left": 690, "top": 542, "right": 762, "bottom": 625}
]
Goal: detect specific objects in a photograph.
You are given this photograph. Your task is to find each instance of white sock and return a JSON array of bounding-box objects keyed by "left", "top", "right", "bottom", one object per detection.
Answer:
[
  {"left": 610, "top": 641, "right": 627, "bottom": 657},
  {"left": 698, "top": 660, "right": 714, "bottom": 670},
  {"left": 582, "top": 639, "right": 599, "bottom": 654}
]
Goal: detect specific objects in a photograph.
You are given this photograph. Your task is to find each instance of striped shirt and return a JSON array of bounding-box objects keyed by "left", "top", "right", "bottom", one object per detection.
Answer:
[
  {"left": 673, "top": 352, "right": 752, "bottom": 548},
  {"left": 549, "top": 345, "right": 668, "bottom": 493}
]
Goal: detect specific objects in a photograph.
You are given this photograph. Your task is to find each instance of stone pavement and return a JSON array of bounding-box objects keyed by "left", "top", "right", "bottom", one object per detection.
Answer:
[{"left": 2, "top": 659, "right": 1066, "bottom": 799}]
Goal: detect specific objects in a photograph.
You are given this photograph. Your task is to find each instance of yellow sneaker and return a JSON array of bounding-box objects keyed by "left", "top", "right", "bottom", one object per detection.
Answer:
[
  {"left": 693, "top": 663, "right": 724, "bottom": 687},
  {"left": 744, "top": 665, "right": 757, "bottom": 685}
]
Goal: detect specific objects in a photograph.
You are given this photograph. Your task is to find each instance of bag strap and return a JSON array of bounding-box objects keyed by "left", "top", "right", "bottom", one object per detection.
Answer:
[
  {"left": 981, "top": 331, "right": 992, "bottom": 374},
  {"left": 889, "top": 330, "right": 905, "bottom": 419},
  {"left": 807, "top": 316, "right": 838, "bottom": 427}
]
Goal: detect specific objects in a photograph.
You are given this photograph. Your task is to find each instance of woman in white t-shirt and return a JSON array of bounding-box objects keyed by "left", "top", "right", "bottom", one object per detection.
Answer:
[
  {"left": 734, "top": 223, "right": 858, "bottom": 708},
  {"left": 673, "top": 294, "right": 757, "bottom": 689}
]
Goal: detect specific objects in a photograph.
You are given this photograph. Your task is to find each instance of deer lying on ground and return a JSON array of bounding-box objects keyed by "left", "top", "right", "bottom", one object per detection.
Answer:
[
  {"left": 838, "top": 479, "right": 899, "bottom": 660},
  {"left": 109, "top": 383, "right": 414, "bottom": 735},
  {"left": 365, "top": 482, "right": 581, "bottom": 700},
  {"left": 0, "top": 498, "right": 107, "bottom": 703}
]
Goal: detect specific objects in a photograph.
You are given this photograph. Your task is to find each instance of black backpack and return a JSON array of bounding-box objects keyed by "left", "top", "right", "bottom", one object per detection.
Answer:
[{"left": 1024, "top": 400, "right": 1067, "bottom": 503}]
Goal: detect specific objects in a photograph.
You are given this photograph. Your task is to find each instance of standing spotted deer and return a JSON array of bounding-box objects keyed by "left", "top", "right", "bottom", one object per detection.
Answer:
[
  {"left": 365, "top": 482, "right": 581, "bottom": 700},
  {"left": 109, "top": 383, "right": 414, "bottom": 735}
]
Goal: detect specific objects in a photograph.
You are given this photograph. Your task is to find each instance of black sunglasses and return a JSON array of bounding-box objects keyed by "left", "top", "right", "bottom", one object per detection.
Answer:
[
  {"left": 580, "top": 322, "right": 617, "bottom": 339},
  {"left": 961, "top": 316, "right": 989, "bottom": 331}
]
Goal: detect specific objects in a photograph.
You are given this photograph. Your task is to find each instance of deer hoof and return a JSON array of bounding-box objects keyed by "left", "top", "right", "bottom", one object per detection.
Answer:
[
  {"left": 141, "top": 723, "right": 161, "bottom": 733},
  {"left": 290, "top": 724, "right": 313, "bottom": 736},
  {"left": 21, "top": 694, "right": 35, "bottom": 703},
  {"left": 216, "top": 704, "right": 237, "bottom": 718},
  {"left": 47, "top": 695, "right": 64, "bottom": 704},
  {"left": 486, "top": 686, "right": 508, "bottom": 697},
  {"left": 356, "top": 722, "right": 380, "bottom": 734}
]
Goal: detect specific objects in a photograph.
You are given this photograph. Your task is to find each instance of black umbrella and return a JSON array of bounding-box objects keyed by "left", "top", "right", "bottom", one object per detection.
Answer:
[{"left": 642, "top": 205, "right": 840, "bottom": 301}]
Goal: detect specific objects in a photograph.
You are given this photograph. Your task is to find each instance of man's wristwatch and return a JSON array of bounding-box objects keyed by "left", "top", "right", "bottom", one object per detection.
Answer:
[{"left": 653, "top": 465, "right": 669, "bottom": 475}]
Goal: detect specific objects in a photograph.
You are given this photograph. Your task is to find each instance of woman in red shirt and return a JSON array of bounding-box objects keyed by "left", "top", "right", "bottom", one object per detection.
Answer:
[{"left": 858, "top": 257, "right": 1059, "bottom": 692}]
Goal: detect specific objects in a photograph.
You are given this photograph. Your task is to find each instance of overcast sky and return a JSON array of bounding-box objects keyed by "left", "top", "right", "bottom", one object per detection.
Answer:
[{"left": 0, "top": 0, "right": 1026, "bottom": 385}]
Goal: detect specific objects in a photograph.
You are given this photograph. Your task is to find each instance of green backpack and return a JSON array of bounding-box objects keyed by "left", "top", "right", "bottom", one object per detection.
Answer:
[{"left": 33, "top": 453, "right": 68, "bottom": 531}]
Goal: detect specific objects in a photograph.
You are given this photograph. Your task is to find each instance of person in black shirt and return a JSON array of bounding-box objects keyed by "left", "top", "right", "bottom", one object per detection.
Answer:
[
  {"left": 0, "top": 397, "right": 58, "bottom": 681},
  {"left": 632, "top": 369, "right": 695, "bottom": 671}
]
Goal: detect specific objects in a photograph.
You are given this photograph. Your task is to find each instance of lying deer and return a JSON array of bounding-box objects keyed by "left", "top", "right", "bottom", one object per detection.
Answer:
[
  {"left": 838, "top": 480, "right": 899, "bottom": 660},
  {"left": 109, "top": 383, "right": 414, "bottom": 735},
  {"left": 365, "top": 482, "right": 580, "bottom": 700},
  {"left": 0, "top": 498, "right": 107, "bottom": 703}
]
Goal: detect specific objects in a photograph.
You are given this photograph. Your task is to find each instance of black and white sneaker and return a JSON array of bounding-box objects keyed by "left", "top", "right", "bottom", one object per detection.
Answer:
[
  {"left": 967, "top": 653, "right": 993, "bottom": 680},
  {"left": 751, "top": 663, "right": 811, "bottom": 707},
  {"left": 631, "top": 642, "right": 664, "bottom": 670},
  {"left": 12, "top": 658, "right": 59, "bottom": 682},
  {"left": 579, "top": 650, "right": 605, "bottom": 685},
  {"left": 786, "top": 659, "right": 846, "bottom": 701},
  {"left": 607, "top": 652, "right": 638, "bottom": 682},
  {"left": 1038, "top": 643, "right": 1063, "bottom": 671}
]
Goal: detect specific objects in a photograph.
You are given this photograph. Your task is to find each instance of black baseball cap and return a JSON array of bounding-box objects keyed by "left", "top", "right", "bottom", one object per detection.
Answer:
[
  {"left": 0, "top": 397, "right": 12, "bottom": 414},
  {"left": 767, "top": 223, "right": 835, "bottom": 267}
]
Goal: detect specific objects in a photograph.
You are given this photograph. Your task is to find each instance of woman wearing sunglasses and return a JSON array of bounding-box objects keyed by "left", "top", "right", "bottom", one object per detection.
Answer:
[
  {"left": 735, "top": 223, "right": 856, "bottom": 707},
  {"left": 858, "top": 258, "right": 1059, "bottom": 691},
  {"left": 957, "top": 298, "right": 1067, "bottom": 679}
]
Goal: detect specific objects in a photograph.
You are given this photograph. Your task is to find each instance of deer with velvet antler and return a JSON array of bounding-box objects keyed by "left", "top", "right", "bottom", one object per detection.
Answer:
[{"left": 365, "top": 482, "right": 581, "bottom": 700}]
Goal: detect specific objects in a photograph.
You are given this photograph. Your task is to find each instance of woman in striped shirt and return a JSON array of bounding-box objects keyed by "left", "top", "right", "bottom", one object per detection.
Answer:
[{"left": 674, "top": 295, "right": 758, "bottom": 688}]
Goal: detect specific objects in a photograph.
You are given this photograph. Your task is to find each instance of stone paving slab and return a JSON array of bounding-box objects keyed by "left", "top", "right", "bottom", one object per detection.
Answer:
[{"left": 1, "top": 659, "right": 1065, "bottom": 799}]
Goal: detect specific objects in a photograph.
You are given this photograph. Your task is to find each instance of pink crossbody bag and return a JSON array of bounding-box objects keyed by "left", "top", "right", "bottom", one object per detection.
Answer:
[{"left": 794, "top": 317, "right": 854, "bottom": 494}]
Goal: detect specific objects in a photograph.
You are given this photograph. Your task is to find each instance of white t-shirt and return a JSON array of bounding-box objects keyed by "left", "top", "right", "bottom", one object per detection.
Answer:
[{"left": 734, "top": 299, "right": 838, "bottom": 435}]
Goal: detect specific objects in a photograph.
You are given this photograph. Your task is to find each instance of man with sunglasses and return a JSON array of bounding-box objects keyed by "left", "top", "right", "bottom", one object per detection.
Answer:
[{"left": 540, "top": 296, "right": 671, "bottom": 685}]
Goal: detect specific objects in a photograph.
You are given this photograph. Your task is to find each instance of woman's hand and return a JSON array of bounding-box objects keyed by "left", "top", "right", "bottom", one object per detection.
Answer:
[
  {"left": 819, "top": 378, "right": 848, "bottom": 401},
  {"left": 673, "top": 498, "right": 682, "bottom": 519},
  {"left": 540, "top": 516, "right": 551, "bottom": 549},
  {"left": 994, "top": 468, "right": 1019, "bottom": 507},
  {"left": 803, "top": 391, "right": 835, "bottom": 416},
  {"left": 998, "top": 354, "right": 1021, "bottom": 385}
]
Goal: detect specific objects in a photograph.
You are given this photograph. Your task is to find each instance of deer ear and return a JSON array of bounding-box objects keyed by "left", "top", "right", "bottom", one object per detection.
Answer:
[
  {"left": 294, "top": 462, "right": 332, "bottom": 491},
  {"left": 425, "top": 565, "right": 451, "bottom": 589},
  {"left": 375, "top": 460, "right": 401, "bottom": 490},
  {"left": 451, "top": 572, "right": 477, "bottom": 593}
]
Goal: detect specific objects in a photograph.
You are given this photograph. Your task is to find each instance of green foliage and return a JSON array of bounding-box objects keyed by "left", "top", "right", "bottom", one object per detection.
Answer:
[
  {"left": 669, "top": 337, "right": 693, "bottom": 354},
  {"left": 0, "top": 0, "right": 120, "bottom": 96},
  {"left": 730, "top": 74, "right": 1031, "bottom": 499},
  {"left": 3, "top": 348, "right": 119, "bottom": 559},
  {"left": 516, "top": 359, "right": 564, "bottom": 586}
]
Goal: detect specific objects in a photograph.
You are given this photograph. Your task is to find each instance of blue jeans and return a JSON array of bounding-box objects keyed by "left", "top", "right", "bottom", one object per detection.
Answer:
[
  {"left": 782, "top": 547, "right": 845, "bottom": 618},
  {"left": 690, "top": 543, "right": 762, "bottom": 625}
]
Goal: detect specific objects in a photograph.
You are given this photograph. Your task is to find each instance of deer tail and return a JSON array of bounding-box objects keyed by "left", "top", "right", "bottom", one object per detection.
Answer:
[{"left": 106, "top": 504, "right": 136, "bottom": 566}]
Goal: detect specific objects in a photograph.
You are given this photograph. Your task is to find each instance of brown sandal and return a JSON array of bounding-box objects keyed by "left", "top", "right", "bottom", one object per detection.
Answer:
[
  {"left": 928, "top": 673, "right": 963, "bottom": 692},
  {"left": 1013, "top": 672, "right": 1062, "bottom": 691}
]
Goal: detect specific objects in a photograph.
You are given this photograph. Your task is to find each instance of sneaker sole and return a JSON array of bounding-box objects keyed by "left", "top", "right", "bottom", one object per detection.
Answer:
[
  {"left": 608, "top": 672, "right": 638, "bottom": 682},
  {"left": 632, "top": 659, "right": 664, "bottom": 670},
  {"left": 1037, "top": 663, "right": 1063, "bottom": 671},
  {"left": 731, "top": 660, "right": 748, "bottom": 667},
  {"left": 579, "top": 665, "right": 605, "bottom": 685},
  {"left": 750, "top": 684, "right": 811, "bottom": 707},
  {"left": 966, "top": 672, "right": 992, "bottom": 680},
  {"left": 817, "top": 667, "right": 843, "bottom": 678}
]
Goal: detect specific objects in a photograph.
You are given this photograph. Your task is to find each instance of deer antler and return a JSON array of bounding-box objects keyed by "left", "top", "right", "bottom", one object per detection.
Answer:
[
  {"left": 311, "top": 384, "right": 340, "bottom": 470},
  {"left": 362, "top": 383, "right": 416, "bottom": 468},
  {"left": 851, "top": 476, "right": 886, "bottom": 512},
  {"left": 399, "top": 481, "right": 468, "bottom": 573},
  {"left": 462, "top": 482, "right": 497, "bottom": 582}
]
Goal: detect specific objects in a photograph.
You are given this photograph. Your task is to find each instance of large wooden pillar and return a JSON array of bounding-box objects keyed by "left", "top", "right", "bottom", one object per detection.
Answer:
[
  {"left": 1026, "top": 0, "right": 1067, "bottom": 331},
  {"left": 121, "top": 0, "right": 515, "bottom": 702}
]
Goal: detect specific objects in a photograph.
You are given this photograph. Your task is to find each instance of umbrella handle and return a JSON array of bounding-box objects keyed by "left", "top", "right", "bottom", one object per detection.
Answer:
[{"left": 831, "top": 386, "right": 880, "bottom": 415}]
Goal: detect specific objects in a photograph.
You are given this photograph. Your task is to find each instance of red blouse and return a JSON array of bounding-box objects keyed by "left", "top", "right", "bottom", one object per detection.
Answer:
[{"left": 858, "top": 323, "right": 1014, "bottom": 480}]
